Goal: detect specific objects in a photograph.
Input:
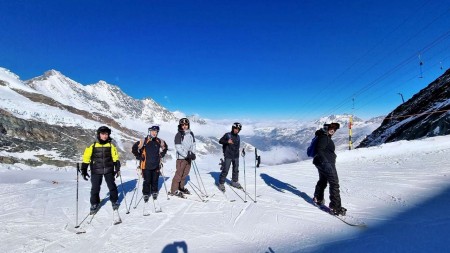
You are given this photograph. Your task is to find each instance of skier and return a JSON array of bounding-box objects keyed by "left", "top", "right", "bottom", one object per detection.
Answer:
[
  {"left": 218, "top": 122, "right": 242, "bottom": 191},
  {"left": 170, "top": 118, "right": 196, "bottom": 198},
  {"left": 131, "top": 125, "right": 168, "bottom": 202},
  {"left": 312, "top": 122, "right": 347, "bottom": 216},
  {"left": 80, "top": 126, "right": 121, "bottom": 214}
]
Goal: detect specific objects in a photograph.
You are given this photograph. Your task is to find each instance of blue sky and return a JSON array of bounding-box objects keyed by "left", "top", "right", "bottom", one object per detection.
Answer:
[{"left": 1, "top": 0, "right": 449, "bottom": 121}]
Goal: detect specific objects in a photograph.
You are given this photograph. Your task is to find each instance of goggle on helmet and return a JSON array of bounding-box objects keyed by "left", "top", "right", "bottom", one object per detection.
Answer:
[
  {"left": 148, "top": 125, "right": 160, "bottom": 132},
  {"left": 232, "top": 122, "right": 242, "bottom": 130}
]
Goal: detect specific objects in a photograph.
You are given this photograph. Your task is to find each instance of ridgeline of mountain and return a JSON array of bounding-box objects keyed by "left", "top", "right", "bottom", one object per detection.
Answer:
[
  {"left": 0, "top": 68, "right": 181, "bottom": 166},
  {"left": 26, "top": 70, "right": 177, "bottom": 123},
  {"left": 358, "top": 68, "right": 450, "bottom": 148},
  {"left": 0, "top": 67, "right": 384, "bottom": 167}
]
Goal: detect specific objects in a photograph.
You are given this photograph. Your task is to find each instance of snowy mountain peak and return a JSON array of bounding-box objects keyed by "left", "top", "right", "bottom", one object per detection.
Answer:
[
  {"left": 0, "top": 67, "right": 21, "bottom": 81},
  {"left": 43, "top": 69, "right": 62, "bottom": 78}
]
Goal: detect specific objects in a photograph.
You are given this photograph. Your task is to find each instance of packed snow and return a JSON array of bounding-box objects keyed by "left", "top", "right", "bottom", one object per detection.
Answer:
[{"left": 1, "top": 134, "right": 449, "bottom": 252}]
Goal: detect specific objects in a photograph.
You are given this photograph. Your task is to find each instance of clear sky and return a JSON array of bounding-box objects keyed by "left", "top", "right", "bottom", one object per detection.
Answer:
[{"left": 1, "top": 0, "right": 449, "bottom": 121}]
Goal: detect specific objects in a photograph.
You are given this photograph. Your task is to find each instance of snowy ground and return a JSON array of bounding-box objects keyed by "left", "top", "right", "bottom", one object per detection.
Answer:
[{"left": 1, "top": 135, "right": 450, "bottom": 253}]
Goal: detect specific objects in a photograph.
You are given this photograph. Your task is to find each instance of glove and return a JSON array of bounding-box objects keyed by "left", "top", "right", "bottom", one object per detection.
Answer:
[
  {"left": 188, "top": 151, "right": 196, "bottom": 161},
  {"left": 135, "top": 154, "right": 141, "bottom": 160},
  {"left": 160, "top": 151, "right": 166, "bottom": 158},
  {"left": 81, "top": 163, "right": 90, "bottom": 181},
  {"left": 114, "top": 161, "right": 121, "bottom": 178}
]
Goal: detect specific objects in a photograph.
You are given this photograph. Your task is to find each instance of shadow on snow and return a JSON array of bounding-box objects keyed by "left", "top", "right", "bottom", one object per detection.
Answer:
[
  {"left": 161, "top": 241, "right": 188, "bottom": 253},
  {"left": 259, "top": 173, "right": 450, "bottom": 252}
]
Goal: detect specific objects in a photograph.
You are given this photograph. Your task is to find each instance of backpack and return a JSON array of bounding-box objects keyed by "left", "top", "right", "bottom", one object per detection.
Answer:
[{"left": 306, "top": 136, "right": 318, "bottom": 158}]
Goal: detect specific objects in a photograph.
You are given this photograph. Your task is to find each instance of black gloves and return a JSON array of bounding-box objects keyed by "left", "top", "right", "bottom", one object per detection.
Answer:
[
  {"left": 187, "top": 151, "right": 196, "bottom": 160},
  {"left": 81, "top": 163, "right": 90, "bottom": 181},
  {"left": 114, "top": 161, "right": 121, "bottom": 178},
  {"left": 160, "top": 151, "right": 166, "bottom": 158},
  {"left": 135, "top": 154, "right": 141, "bottom": 160}
]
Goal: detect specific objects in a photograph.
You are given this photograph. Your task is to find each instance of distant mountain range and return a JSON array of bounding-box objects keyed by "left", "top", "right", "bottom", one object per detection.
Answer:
[{"left": 2, "top": 67, "right": 447, "bottom": 167}]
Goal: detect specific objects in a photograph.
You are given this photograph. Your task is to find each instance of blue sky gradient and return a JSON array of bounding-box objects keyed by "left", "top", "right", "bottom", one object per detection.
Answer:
[{"left": 1, "top": 0, "right": 449, "bottom": 120}]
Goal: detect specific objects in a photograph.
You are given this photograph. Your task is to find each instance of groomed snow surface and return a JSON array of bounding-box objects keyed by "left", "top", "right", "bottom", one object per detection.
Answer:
[{"left": 1, "top": 135, "right": 449, "bottom": 253}]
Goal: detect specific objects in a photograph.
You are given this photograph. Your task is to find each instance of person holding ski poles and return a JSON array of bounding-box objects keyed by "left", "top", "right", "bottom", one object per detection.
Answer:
[
  {"left": 312, "top": 122, "right": 347, "bottom": 216},
  {"left": 218, "top": 122, "right": 242, "bottom": 191},
  {"left": 170, "top": 118, "right": 196, "bottom": 198},
  {"left": 132, "top": 125, "right": 168, "bottom": 202},
  {"left": 80, "top": 126, "right": 121, "bottom": 214}
]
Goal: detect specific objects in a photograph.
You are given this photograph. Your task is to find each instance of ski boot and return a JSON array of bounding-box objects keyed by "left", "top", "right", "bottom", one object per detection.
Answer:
[
  {"left": 330, "top": 206, "right": 347, "bottom": 216},
  {"left": 218, "top": 183, "right": 226, "bottom": 192},
  {"left": 152, "top": 193, "right": 158, "bottom": 200},
  {"left": 169, "top": 190, "right": 185, "bottom": 198},
  {"left": 90, "top": 204, "right": 99, "bottom": 215},
  {"left": 231, "top": 181, "right": 243, "bottom": 189},
  {"left": 143, "top": 195, "right": 150, "bottom": 203},
  {"left": 112, "top": 201, "right": 120, "bottom": 210},
  {"left": 313, "top": 197, "right": 325, "bottom": 206},
  {"left": 179, "top": 187, "right": 191, "bottom": 195}
]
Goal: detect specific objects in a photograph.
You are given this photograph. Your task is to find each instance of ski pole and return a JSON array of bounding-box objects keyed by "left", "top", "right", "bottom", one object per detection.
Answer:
[
  {"left": 242, "top": 148, "right": 247, "bottom": 203},
  {"left": 191, "top": 161, "right": 204, "bottom": 196},
  {"left": 193, "top": 161, "right": 208, "bottom": 197},
  {"left": 254, "top": 148, "right": 257, "bottom": 203},
  {"left": 75, "top": 163, "right": 80, "bottom": 228},
  {"left": 119, "top": 173, "right": 130, "bottom": 214},
  {"left": 159, "top": 163, "right": 170, "bottom": 200},
  {"left": 128, "top": 167, "right": 141, "bottom": 211}
]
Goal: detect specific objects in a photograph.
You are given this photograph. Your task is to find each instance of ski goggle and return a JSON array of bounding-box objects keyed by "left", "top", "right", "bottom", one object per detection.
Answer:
[
  {"left": 232, "top": 122, "right": 242, "bottom": 130},
  {"left": 179, "top": 118, "right": 189, "bottom": 125}
]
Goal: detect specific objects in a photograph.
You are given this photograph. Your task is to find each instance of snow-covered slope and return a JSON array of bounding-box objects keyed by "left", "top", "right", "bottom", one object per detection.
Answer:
[{"left": 1, "top": 135, "right": 449, "bottom": 252}]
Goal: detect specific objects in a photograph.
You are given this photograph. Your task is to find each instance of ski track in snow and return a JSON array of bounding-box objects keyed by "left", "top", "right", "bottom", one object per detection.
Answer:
[{"left": 1, "top": 136, "right": 450, "bottom": 252}]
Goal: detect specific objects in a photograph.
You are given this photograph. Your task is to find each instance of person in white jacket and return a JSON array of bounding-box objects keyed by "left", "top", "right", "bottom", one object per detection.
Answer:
[{"left": 170, "top": 118, "right": 196, "bottom": 197}]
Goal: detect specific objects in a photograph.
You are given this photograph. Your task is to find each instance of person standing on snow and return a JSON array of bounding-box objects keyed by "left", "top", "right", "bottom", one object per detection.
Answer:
[
  {"left": 218, "top": 122, "right": 242, "bottom": 191},
  {"left": 80, "top": 126, "right": 121, "bottom": 214},
  {"left": 170, "top": 118, "right": 196, "bottom": 198},
  {"left": 312, "top": 122, "right": 347, "bottom": 216},
  {"left": 131, "top": 125, "right": 168, "bottom": 202}
]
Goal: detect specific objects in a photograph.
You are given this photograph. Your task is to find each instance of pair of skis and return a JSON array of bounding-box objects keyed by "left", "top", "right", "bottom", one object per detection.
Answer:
[
  {"left": 73, "top": 204, "right": 122, "bottom": 234},
  {"left": 143, "top": 197, "right": 163, "bottom": 216}
]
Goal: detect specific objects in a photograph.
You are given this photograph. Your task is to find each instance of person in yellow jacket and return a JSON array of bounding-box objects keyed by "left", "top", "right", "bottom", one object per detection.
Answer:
[{"left": 80, "top": 126, "right": 121, "bottom": 214}]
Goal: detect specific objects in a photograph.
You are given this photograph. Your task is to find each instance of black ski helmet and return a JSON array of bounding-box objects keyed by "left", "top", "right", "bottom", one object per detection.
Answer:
[
  {"left": 178, "top": 118, "right": 190, "bottom": 130},
  {"left": 96, "top": 126, "right": 112, "bottom": 143},
  {"left": 148, "top": 125, "right": 160, "bottom": 132},
  {"left": 323, "top": 122, "right": 340, "bottom": 131},
  {"left": 179, "top": 118, "right": 190, "bottom": 125},
  {"left": 232, "top": 122, "right": 242, "bottom": 131},
  {"left": 97, "top": 126, "right": 111, "bottom": 135}
]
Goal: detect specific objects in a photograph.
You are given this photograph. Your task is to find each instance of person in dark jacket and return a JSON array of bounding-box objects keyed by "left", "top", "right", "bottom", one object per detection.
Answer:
[
  {"left": 131, "top": 125, "right": 168, "bottom": 202},
  {"left": 312, "top": 122, "right": 347, "bottom": 216},
  {"left": 80, "top": 126, "right": 121, "bottom": 214},
  {"left": 218, "top": 122, "right": 242, "bottom": 191}
]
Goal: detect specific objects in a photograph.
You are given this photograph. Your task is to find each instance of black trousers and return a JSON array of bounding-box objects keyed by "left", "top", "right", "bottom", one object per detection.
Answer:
[
  {"left": 90, "top": 173, "right": 118, "bottom": 205},
  {"left": 314, "top": 162, "right": 341, "bottom": 209},
  {"left": 219, "top": 158, "right": 239, "bottom": 184},
  {"left": 142, "top": 168, "right": 160, "bottom": 195}
]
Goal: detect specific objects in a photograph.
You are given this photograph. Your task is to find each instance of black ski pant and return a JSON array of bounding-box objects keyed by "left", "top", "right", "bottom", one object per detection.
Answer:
[
  {"left": 314, "top": 162, "right": 341, "bottom": 209},
  {"left": 142, "top": 168, "right": 160, "bottom": 196},
  {"left": 219, "top": 158, "right": 239, "bottom": 184},
  {"left": 90, "top": 172, "right": 118, "bottom": 205}
]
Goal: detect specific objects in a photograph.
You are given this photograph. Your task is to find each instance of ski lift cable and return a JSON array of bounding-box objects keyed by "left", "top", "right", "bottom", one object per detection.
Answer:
[{"left": 279, "top": 0, "right": 437, "bottom": 125}]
